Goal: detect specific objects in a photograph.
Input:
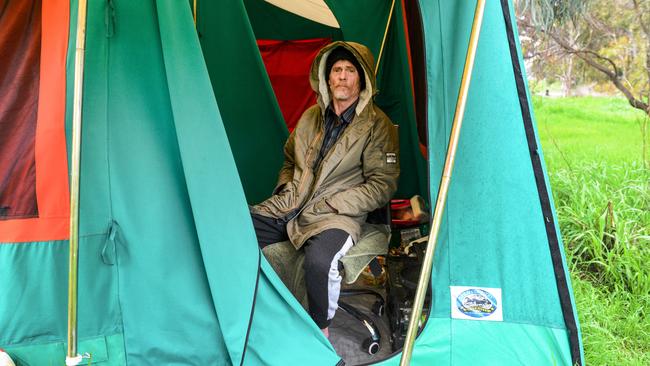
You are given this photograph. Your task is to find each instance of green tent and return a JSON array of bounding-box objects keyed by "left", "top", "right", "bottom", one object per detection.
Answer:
[{"left": 0, "top": 0, "right": 583, "bottom": 365}]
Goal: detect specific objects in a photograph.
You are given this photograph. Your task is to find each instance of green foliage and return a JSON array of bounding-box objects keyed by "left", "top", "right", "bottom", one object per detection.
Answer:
[
  {"left": 535, "top": 96, "right": 650, "bottom": 365},
  {"left": 572, "top": 277, "right": 650, "bottom": 365},
  {"left": 552, "top": 162, "right": 649, "bottom": 296},
  {"left": 518, "top": 0, "right": 588, "bottom": 28},
  {"left": 518, "top": 0, "right": 650, "bottom": 110}
]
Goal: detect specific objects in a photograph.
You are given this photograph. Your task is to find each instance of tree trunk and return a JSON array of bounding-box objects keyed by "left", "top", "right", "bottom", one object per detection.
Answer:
[{"left": 562, "top": 57, "right": 574, "bottom": 97}]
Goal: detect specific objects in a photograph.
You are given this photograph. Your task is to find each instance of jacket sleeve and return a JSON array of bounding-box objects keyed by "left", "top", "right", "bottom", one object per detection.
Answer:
[
  {"left": 275, "top": 130, "right": 296, "bottom": 194},
  {"left": 328, "top": 118, "right": 400, "bottom": 216}
]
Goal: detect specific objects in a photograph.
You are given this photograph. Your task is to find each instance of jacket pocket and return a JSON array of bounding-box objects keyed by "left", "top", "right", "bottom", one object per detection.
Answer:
[{"left": 314, "top": 198, "right": 336, "bottom": 214}]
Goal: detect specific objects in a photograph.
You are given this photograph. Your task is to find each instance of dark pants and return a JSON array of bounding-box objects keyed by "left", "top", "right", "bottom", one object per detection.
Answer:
[{"left": 252, "top": 213, "right": 352, "bottom": 329}]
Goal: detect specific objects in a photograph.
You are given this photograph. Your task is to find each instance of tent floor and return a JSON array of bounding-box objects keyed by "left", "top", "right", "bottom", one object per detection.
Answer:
[{"left": 330, "top": 284, "right": 395, "bottom": 365}]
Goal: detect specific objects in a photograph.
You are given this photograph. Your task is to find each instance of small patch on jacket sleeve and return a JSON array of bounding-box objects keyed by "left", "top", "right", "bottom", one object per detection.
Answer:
[{"left": 386, "top": 152, "right": 397, "bottom": 164}]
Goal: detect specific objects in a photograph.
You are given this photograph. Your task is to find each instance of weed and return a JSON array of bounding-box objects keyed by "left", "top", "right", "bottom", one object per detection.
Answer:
[{"left": 536, "top": 96, "right": 650, "bottom": 366}]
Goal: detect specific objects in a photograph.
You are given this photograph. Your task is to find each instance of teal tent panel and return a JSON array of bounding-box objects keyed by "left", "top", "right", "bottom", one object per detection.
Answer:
[
  {"left": 414, "top": 0, "right": 582, "bottom": 364},
  {"left": 75, "top": 0, "right": 232, "bottom": 363},
  {"left": 374, "top": 318, "right": 452, "bottom": 365},
  {"left": 0, "top": 242, "right": 67, "bottom": 346},
  {"left": 197, "top": 0, "right": 288, "bottom": 204},
  {"left": 244, "top": 259, "right": 341, "bottom": 365},
  {"left": 377, "top": 319, "right": 572, "bottom": 365},
  {"left": 156, "top": 1, "right": 263, "bottom": 364},
  {"left": 423, "top": 0, "right": 560, "bottom": 324},
  {"left": 0, "top": 238, "right": 124, "bottom": 364},
  {"left": 446, "top": 0, "right": 564, "bottom": 327},
  {"left": 5, "top": 334, "right": 127, "bottom": 366},
  {"left": 449, "top": 321, "right": 571, "bottom": 365},
  {"left": 0, "top": 239, "right": 121, "bottom": 346}
]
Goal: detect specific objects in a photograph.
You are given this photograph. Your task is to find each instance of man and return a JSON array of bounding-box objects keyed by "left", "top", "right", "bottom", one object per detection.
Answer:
[{"left": 250, "top": 41, "right": 399, "bottom": 337}]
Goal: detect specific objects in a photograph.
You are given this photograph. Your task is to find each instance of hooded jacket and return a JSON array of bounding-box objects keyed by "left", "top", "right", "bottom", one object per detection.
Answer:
[{"left": 250, "top": 41, "right": 400, "bottom": 249}]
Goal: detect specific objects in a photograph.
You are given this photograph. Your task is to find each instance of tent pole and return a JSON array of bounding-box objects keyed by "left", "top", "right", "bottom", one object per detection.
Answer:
[
  {"left": 66, "top": 0, "right": 88, "bottom": 365},
  {"left": 375, "top": 0, "right": 396, "bottom": 75},
  {"left": 398, "top": 0, "right": 486, "bottom": 364},
  {"left": 193, "top": 0, "right": 197, "bottom": 26}
]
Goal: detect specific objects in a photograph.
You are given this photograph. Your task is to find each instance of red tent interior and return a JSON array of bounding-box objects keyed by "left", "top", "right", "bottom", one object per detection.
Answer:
[{"left": 257, "top": 38, "right": 330, "bottom": 131}]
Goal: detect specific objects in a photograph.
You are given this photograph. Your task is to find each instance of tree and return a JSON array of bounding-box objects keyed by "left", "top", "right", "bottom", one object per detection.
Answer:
[
  {"left": 517, "top": 0, "right": 649, "bottom": 112},
  {"left": 517, "top": 0, "right": 649, "bottom": 164}
]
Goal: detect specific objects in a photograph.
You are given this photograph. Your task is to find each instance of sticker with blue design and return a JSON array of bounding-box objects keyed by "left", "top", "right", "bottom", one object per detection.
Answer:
[{"left": 450, "top": 286, "right": 503, "bottom": 321}]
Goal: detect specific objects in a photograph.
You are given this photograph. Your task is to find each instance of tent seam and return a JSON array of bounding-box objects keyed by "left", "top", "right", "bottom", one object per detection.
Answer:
[
  {"left": 100, "top": 2, "right": 128, "bottom": 361},
  {"left": 239, "top": 252, "right": 261, "bottom": 366}
]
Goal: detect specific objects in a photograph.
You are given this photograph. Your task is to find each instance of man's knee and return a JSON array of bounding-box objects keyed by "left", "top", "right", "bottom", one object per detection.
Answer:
[
  {"left": 304, "top": 251, "right": 336, "bottom": 275},
  {"left": 303, "top": 229, "right": 353, "bottom": 275}
]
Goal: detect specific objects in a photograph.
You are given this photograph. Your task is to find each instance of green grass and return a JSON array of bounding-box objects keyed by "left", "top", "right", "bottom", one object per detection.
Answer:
[
  {"left": 534, "top": 96, "right": 648, "bottom": 166},
  {"left": 533, "top": 96, "right": 650, "bottom": 365}
]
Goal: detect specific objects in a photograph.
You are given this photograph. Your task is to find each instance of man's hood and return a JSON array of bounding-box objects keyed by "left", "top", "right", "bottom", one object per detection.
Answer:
[{"left": 309, "top": 41, "right": 377, "bottom": 116}]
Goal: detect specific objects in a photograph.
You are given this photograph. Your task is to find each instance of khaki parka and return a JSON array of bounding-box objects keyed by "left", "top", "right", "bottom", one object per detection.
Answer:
[{"left": 251, "top": 41, "right": 400, "bottom": 249}]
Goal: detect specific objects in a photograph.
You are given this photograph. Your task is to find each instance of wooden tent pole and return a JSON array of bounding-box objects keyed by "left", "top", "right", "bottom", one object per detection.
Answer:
[
  {"left": 398, "top": 0, "right": 486, "bottom": 364},
  {"left": 375, "top": 0, "right": 396, "bottom": 75},
  {"left": 67, "top": 0, "right": 88, "bottom": 364}
]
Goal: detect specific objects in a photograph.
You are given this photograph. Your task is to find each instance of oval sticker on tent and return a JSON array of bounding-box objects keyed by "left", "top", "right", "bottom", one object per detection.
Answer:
[{"left": 450, "top": 286, "right": 503, "bottom": 321}]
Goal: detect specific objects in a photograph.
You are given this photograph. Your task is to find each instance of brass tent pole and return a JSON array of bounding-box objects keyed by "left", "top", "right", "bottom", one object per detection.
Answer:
[
  {"left": 193, "top": 0, "right": 197, "bottom": 26},
  {"left": 398, "top": 0, "right": 486, "bottom": 364},
  {"left": 375, "top": 0, "right": 396, "bottom": 75},
  {"left": 67, "top": 0, "right": 88, "bottom": 364}
]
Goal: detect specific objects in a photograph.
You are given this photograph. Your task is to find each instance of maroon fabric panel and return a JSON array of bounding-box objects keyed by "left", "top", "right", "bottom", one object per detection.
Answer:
[
  {"left": 0, "top": 0, "right": 41, "bottom": 219},
  {"left": 258, "top": 38, "right": 330, "bottom": 132},
  {"left": 403, "top": 0, "right": 427, "bottom": 151}
]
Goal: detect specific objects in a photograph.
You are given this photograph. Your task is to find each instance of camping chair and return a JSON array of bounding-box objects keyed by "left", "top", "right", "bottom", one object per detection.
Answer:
[{"left": 262, "top": 205, "right": 391, "bottom": 355}]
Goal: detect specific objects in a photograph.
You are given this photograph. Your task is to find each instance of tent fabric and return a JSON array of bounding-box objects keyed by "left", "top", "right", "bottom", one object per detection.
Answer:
[
  {"left": 400, "top": 0, "right": 428, "bottom": 153},
  {"left": 3, "top": 1, "right": 343, "bottom": 364},
  {"left": 0, "top": 0, "right": 40, "bottom": 220},
  {"left": 0, "top": 0, "right": 583, "bottom": 365},
  {"left": 0, "top": 0, "right": 70, "bottom": 242},
  {"left": 244, "top": 0, "right": 343, "bottom": 42},
  {"left": 416, "top": 0, "right": 582, "bottom": 364},
  {"left": 265, "top": 0, "right": 340, "bottom": 28},
  {"left": 499, "top": 1, "right": 582, "bottom": 362},
  {"left": 197, "top": 0, "right": 289, "bottom": 205},
  {"left": 257, "top": 38, "right": 330, "bottom": 131}
]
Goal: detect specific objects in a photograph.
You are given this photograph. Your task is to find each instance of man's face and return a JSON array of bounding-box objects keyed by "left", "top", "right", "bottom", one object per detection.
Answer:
[{"left": 328, "top": 60, "right": 361, "bottom": 102}]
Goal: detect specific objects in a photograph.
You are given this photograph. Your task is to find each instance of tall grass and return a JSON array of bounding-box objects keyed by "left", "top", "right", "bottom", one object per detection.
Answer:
[{"left": 534, "top": 96, "right": 650, "bottom": 365}]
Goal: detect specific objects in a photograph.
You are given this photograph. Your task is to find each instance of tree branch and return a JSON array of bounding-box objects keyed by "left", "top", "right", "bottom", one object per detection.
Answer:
[
  {"left": 520, "top": 18, "right": 649, "bottom": 114},
  {"left": 631, "top": 0, "right": 650, "bottom": 104}
]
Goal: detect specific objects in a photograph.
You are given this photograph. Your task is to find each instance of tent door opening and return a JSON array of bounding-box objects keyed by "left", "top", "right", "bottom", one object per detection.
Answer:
[{"left": 195, "top": 0, "right": 433, "bottom": 363}]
